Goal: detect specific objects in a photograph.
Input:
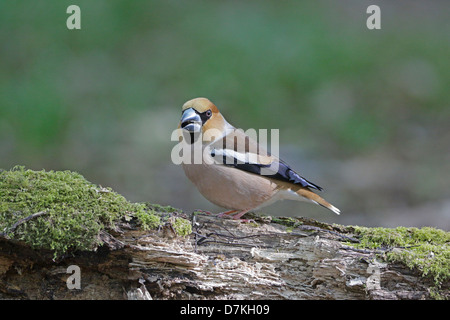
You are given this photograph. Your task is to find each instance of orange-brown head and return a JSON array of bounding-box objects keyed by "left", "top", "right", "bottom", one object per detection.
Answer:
[{"left": 179, "top": 98, "right": 231, "bottom": 139}]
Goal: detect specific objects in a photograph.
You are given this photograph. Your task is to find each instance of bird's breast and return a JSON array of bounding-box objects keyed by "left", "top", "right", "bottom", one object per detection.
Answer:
[{"left": 182, "top": 163, "right": 279, "bottom": 210}]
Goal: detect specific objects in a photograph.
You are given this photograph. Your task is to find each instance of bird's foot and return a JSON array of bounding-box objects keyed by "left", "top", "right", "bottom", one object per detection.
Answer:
[
  {"left": 216, "top": 210, "right": 238, "bottom": 218},
  {"left": 194, "top": 209, "right": 238, "bottom": 218},
  {"left": 196, "top": 209, "right": 254, "bottom": 223},
  {"left": 230, "top": 209, "right": 254, "bottom": 222}
]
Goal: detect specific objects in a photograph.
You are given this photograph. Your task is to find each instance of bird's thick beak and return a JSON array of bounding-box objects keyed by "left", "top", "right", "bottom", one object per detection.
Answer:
[{"left": 180, "top": 108, "right": 202, "bottom": 132}]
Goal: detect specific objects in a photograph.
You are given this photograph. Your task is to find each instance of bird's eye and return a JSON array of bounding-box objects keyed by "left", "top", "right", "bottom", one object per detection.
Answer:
[{"left": 206, "top": 110, "right": 212, "bottom": 118}]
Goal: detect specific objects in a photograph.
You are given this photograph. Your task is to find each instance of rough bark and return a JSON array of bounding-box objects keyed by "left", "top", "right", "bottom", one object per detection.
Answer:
[{"left": 0, "top": 213, "right": 447, "bottom": 300}]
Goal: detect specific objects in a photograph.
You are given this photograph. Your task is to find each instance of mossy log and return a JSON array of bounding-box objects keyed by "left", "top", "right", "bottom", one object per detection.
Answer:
[
  {"left": 1, "top": 213, "right": 449, "bottom": 300},
  {"left": 0, "top": 167, "right": 449, "bottom": 300}
]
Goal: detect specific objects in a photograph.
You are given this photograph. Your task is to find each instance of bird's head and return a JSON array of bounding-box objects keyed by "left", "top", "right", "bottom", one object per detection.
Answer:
[{"left": 179, "top": 98, "right": 229, "bottom": 138}]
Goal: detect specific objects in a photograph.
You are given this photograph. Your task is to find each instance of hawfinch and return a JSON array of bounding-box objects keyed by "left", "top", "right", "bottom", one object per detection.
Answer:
[{"left": 178, "top": 97, "right": 340, "bottom": 220}]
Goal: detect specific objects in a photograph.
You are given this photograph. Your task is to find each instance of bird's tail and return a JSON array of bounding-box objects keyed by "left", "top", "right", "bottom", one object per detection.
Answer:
[{"left": 296, "top": 188, "right": 341, "bottom": 215}]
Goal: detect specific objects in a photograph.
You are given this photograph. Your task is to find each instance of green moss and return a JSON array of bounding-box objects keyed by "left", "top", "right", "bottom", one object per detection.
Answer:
[
  {"left": 0, "top": 166, "right": 160, "bottom": 258},
  {"left": 271, "top": 216, "right": 303, "bottom": 229},
  {"left": 135, "top": 208, "right": 161, "bottom": 230},
  {"left": 170, "top": 217, "right": 192, "bottom": 237},
  {"left": 351, "top": 226, "right": 450, "bottom": 289}
]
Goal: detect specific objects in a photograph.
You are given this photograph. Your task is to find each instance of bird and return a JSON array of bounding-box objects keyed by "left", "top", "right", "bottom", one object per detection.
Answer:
[{"left": 177, "top": 97, "right": 340, "bottom": 220}]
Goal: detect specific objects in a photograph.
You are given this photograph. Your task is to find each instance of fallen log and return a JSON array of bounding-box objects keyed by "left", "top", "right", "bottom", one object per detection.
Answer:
[{"left": 0, "top": 167, "right": 448, "bottom": 300}]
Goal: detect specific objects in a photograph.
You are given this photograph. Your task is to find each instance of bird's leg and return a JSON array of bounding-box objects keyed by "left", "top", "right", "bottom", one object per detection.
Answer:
[
  {"left": 216, "top": 210, "right": 238, "bottom": 218},
  {"left": 212, "top": 209, "right": 255, "bottom": 223},
  {"left": 194, "top": 209, "right": 239, "bottom": 218},
  {"left": 230, "top": 209, "right": 252, "bottom": 221}
]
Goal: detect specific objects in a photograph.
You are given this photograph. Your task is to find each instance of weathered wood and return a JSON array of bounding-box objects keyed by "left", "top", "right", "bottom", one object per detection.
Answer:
[{"left": 0, "top": 213, "right": 447, "bottom": 300}]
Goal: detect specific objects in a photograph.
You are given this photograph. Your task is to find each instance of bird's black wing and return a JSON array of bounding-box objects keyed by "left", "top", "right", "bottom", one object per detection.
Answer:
[{"left": 210, "top": 147, "right": 322, "bottom": 191}]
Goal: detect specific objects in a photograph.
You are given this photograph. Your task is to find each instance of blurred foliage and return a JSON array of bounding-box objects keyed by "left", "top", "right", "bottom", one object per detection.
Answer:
[{"left": 0, "top": 0, "right": 449, "bottom": 227}]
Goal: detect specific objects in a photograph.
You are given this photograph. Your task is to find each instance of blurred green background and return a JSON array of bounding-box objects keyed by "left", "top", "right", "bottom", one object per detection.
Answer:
[{"left": 1, "top": 0, "right": 449, "bottom": 229}]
